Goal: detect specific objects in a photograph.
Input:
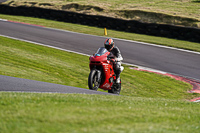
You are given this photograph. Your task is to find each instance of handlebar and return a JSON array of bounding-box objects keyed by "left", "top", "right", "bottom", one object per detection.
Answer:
[{"left": 107, "top": 57, "right": 114, "bottom": 60}]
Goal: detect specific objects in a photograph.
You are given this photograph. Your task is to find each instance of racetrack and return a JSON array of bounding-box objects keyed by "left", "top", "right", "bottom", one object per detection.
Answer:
[
  {"left": 0, "top": 0, "right": 7, "bottom": 3},
  {"left": 0, "top": 20, "right": 200, "bottom": 80},
  {"left": 0, "top": 75, "right": 113, "bottom": 95},
  {"left": 0, "top": 19, "right": 200, "bottom": 94}
]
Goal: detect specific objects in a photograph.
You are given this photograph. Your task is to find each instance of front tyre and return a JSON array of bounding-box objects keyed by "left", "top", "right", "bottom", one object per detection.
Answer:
[{"left": 88, "top": 69, "right": 100, "bottom": 91}]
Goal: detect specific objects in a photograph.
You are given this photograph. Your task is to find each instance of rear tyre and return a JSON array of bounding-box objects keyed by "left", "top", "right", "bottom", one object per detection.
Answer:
[
  {"left": 108, "top": 82, "right": 121, "bottom": 95},
  {"left": 88, "top": 69, "right": 100, "bottom": 91}
]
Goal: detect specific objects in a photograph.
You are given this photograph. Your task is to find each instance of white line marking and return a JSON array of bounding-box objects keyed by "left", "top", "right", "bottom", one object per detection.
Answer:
[
  {"left": 1, "top": 19, "right": 199, "bottom": 78},
  {"left": 114, "top": 38, "right": 200, "bottom": 55},
  {"left": 0, "top": 34, "right": 90, "bottom": 56},
  {"left": 0, "top": 33, "right": 180, "bottom": 81},
  {"left": 1, "top": 34, "right": 200, "bottom": 81},
  {"left": 41, "top": 24, "right": 200, "bottom": 55},
  {"left": 1, "top": 18, "right": 200, "bottom": 55},
  {"left": 0, "top": 34, "right": 158, "bottom": 70},
  {"left": 0, "top": 91, "right": 89, "bottom": 94},
  {"left": 0, "top": 18, "right": 8, "bottom": 21},
  {"left": 193, "top": 100, "right": 200, "bottom": 103}
]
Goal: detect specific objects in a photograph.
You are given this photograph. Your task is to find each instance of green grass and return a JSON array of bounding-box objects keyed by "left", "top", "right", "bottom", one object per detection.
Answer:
[
  {"left": 0, "top": 14, "right": 200, "bottom": 53},
  {"left": 0, "top": 35, "right": 200, "bottom": 132},
  {"left": 0, "top": 92, "right": 200, "bottom": 133},
  {"left": 0, "top": 36, "right": 89, "bottom": 88},
  {"left": 0, "top": 36, "right": 199, "bottom": 100},
  {"left": 2, "top": 0, "right": 200, "bottom": 27},
  {"left": 0, "top": 2, "right": 200, "bottom": 132}
]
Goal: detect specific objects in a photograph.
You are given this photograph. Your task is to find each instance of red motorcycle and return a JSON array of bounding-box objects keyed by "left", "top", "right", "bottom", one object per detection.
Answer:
[{"left": 88, "top": 47, "right": 121, "bottom": 94}]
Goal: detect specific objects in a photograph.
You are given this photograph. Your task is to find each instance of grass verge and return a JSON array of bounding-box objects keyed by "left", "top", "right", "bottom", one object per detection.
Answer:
[
  {"left": 1, "top": 34, "right": 200, "bottom": 133},
  {"left": 0, "top": 35, "right": 199, "bottom": 100},
  {"left": 0, "top": 92, "right": 200, "bottom": 133},
  {"left": 0, "top": 14, "right": 200, "bottom": 52}
]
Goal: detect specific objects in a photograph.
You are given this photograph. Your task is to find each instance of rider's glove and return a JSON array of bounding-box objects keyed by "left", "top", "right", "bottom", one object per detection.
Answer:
[{"left": 110, "top": 59, "right": 116, "bottom": 62}]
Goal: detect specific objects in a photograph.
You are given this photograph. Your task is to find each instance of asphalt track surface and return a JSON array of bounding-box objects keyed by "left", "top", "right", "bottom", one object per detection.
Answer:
[
  {"left": 0, "top": 0, "right": 7, "bottom": 3},
  {"left": 0, "top": 20, "right": 200, "bottom": 79},
  {"left": 0, "top": 19, "right": 200, "bottom": 94},
  {"left": 0, "top": 75, "right": 114, "bottom": 95}
]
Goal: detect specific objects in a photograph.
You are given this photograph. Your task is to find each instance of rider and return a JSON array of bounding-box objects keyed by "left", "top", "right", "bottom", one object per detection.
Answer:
[{"left": 104, "top": 38, "right": 124, "bottom": 84}]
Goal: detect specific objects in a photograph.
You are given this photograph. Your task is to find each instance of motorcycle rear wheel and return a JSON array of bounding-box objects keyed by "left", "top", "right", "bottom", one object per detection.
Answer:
[
  {"left": 88, "top": 69, "right": 100, "bottom": 91},
  {"left": 108, "top": 82, "right": 121, "bottom": 95}
]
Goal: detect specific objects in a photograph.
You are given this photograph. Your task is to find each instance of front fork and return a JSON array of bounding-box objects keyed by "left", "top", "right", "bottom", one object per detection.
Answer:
[{"left": 96, "top": 70, "right": 101, "bottom": 83}]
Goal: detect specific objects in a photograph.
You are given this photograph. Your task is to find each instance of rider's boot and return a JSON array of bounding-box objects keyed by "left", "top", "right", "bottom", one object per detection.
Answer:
[
  {"left": 115, "top": 73, "right": 121, "bottom": 91},
  {"left": 116, "top": 74, "right": 120, "bottom": 84}
]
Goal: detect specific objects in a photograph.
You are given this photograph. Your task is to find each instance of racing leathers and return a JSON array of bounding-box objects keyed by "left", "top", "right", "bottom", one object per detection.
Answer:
[{"left": 107, "top": 46, "right": 124, "bottom": 83}]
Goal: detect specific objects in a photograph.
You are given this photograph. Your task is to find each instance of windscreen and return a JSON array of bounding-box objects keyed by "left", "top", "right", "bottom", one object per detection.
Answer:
[{"left": 95, "top": 47, "right": 108, "bottom": 56}]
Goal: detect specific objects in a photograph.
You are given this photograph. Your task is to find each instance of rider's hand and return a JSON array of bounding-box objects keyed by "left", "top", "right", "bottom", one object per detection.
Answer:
[{"left": 110, "top": 59, "right": 116, "bottom": 62}]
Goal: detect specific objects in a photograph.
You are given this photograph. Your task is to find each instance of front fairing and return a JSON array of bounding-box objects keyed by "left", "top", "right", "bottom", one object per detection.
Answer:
[
  {"left": 89, "top": 54, "right": 108, "bottom": 62},
  {"left": 89, "top": 47, "right": 109, "bottom": 62}
]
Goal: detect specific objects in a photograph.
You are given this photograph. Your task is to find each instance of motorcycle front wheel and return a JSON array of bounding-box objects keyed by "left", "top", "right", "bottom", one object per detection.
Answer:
[{"left": 88, "top": 69, "right": 100, "bottom": 91}]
